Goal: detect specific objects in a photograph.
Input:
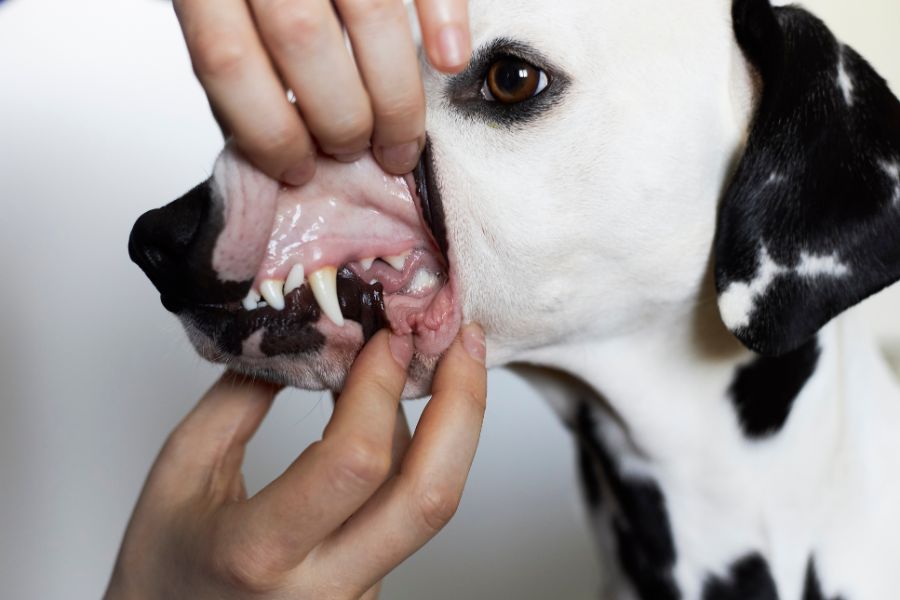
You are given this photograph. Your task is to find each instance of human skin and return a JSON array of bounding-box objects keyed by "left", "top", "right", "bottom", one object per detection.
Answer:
[
  {"left": 172, "top": 0, "right": 472, "bottom": 184},
  {"left": 105, "top": 326, "right": 487, "bottom": 600}
]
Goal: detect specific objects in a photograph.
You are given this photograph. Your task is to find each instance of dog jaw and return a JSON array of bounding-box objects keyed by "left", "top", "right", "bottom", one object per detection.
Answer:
[{"left": 136, "top": 146, "right": 462, "bottom": 397}]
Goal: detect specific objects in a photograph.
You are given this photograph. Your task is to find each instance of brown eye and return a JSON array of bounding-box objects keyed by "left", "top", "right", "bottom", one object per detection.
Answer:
[{"left": 483, "top": 57, "right": 549, "bottom": 104}]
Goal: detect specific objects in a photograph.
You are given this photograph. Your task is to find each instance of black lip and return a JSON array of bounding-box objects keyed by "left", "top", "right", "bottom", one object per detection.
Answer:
[
  {"left": 413, "top": 138, "right": 449, "bottom": 259},
  {"left": 181, "top": 266, "right": 388, "bottom": 357}
]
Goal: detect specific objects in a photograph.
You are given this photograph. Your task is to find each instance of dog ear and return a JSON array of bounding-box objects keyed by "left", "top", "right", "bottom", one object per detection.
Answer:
[{"left": 715, "top": 0, "right": 900, "bottom": 356}]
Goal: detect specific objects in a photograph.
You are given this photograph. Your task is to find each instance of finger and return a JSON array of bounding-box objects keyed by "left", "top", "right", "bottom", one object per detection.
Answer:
[
  {"left": 356, "top": 407, "right": 409, "bottom": 600},
  {"left": 414, "top": 0, "right": 471, "bottom": 73},
  {"left": 389, "top": 405, "right": 413, "bottom": 478},
  {"left": 307, "top": 324, "right": 487, "bottom": 595},
  {"left": 145, "top": 372, "right": 279, "bottom": 504},
  {"left": 174, "top": 0, "right": 316, "bottom": 185},
  {"left": 360, "top": 582, "right": 382, "bottom": 600},
  {"left": 215, "top": 331, "right": 413, "bottom": 575},
  {"left": 249, "top": 0, "right": 374, "bottom": 159},
  {"left": 335, "top": 0, "right": 426, "bottom": 173}
]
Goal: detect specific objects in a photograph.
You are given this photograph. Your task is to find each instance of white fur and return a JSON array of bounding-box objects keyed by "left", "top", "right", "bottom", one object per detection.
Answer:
[
  {"left": 882, "top": 159, "right": 900, "bottom": 207},
  {"left": 837, "top": 48, "right": 855, "bottom": 107},
  {"left": 796, "top": 251, "right": 851, "bottom": 278},
  {"left": 718, "top": 246, "right": 850, "bottom": 331},
  {"left": 719, "top": 246, "right": 787, "bottom": 330},
  {"left": 192, "top": 1, "right": 900, "bottom": 596},
  {"left": 414, "top": 1, "right": 900, "bottom": 598}
]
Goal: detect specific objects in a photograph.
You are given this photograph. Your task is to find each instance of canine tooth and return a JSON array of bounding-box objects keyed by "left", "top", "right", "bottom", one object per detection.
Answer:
[
  {"left": 383, "top": 251, "right": 411, "bottom": 271},
  {"left": 242, "top": 290, "right": 261, "bottom": 311},
  {"left": 284, "top": 264, "right": 305, "bottom": 295},
  {"left": 360, "top": 257, "right": 375, "bottom": 270},
  {"left": 309, "top": 267, "right": 345, "bottom": 326},
  {"left": 260, "top": 279, "right": 286, "bottom": 310}
]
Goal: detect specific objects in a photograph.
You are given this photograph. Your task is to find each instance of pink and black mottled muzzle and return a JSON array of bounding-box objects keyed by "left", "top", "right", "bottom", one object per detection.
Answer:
[{"left": 129, "top": 143, "right": 460, "bottom": 395}]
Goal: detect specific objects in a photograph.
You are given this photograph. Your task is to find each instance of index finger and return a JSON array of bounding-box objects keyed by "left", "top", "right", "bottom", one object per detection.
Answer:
[
  {"left": 414, "top": 0, "right": 472, "bottom": 73},
  {"left": 305, "top": 324, "right": 487, "bottom": 596},
  {"left": 174, "top": 0, "right": 317, "bottom": 185},
  {"left": 213, "top": 331, "right": 412, "bottom": 575}
]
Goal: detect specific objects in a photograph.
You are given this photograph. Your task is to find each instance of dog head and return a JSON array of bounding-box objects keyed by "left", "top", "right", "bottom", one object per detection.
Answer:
[{"left": 130, "top": 0, "right": 899, "bottom": 395}]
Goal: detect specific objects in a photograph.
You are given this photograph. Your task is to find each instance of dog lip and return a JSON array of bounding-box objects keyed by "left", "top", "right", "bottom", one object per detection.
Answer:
[{"left": 412, "top": 138, "right": 449, "bottom": 259}]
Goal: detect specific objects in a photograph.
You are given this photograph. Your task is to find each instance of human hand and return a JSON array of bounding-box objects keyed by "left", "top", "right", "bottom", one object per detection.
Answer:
[
  {"left": 173, "top": 0, "right": 471, "bottom": 185},
  {"left": 104, "top": 325, "right": 487, "bottom": 600}
]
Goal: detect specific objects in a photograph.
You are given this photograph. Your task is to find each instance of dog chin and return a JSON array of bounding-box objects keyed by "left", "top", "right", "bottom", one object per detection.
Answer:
[{"left": 183, "top": 318, "right": 443, "bottom": 399}]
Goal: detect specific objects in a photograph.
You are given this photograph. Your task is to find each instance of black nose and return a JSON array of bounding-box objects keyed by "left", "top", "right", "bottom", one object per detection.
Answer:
[{"left": 129, "top": 180, "right": 251, "bottom": 310}]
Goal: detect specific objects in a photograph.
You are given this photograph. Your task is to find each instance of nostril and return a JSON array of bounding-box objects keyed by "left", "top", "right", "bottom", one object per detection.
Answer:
[{"left": 129, "top": 180, "right": 210, "bottom": 293}]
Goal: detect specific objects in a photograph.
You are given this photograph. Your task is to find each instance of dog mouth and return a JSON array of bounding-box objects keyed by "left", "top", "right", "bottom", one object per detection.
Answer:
[{"left": 143, "top": 143, "right": 461, "bottom": 370}]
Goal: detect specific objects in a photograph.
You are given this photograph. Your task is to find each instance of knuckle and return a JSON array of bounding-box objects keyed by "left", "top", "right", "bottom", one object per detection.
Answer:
[
  {"left": 331, "top": 439, "right": 391, "bottom": 490},
  {"left": 189, "top": 29, "right": 248, "bottom": 78},
  {"left": 157, "top": 428, "right": 190, "bottom": 464},
  {"left": 252, "top": 120, "right": 304, "bottom": 158},
  {"left": 321, "top": 109, "right": 374, "bottom": 153},
  {"left": 411, "top": 481, "right": 462, "bottom": 534},
  {"left": 340, "top": 0, "right": 398, "bottom": 22},
  {"left": 374, "top": 94, "right": 424, "bottom": 126},
  {"left": 458, "top": 387, "right": 487, "bottom": 415},
  {"left": 265, "top": 2, "right": 325, "bottom": 52},
  {"left": 211, "top": 544, "right": 281, "bottom": 593}
]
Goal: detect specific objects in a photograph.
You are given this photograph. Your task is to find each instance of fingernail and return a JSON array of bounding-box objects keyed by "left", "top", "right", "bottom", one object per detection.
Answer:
[
  {"left": 379, "top": 141, "right": 421, "bottom": 174},
  {"left": 281, "top": 159, "right": 316, "bottom": 186},
  {"left": 437, "top": 25, "right": 467, "bottom": 69},
  {"left": 389, "top": 333, "right": 414, "bottom": 368},
  {"left": 461, "top": 323, "right": 486, "bottom": 364},
  {"left": 333, "top": 150, "right": 367, "bottom": 163}
]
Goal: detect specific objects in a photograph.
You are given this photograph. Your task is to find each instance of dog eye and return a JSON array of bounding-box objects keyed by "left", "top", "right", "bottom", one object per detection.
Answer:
[{"left": 481, "top": 57, "right": 549, "bottom": 104}]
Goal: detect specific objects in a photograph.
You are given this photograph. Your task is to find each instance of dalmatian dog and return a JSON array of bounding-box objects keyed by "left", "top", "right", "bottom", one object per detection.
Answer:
[{"left": 129, "top": 0, "right": 900, "bottom": 597}]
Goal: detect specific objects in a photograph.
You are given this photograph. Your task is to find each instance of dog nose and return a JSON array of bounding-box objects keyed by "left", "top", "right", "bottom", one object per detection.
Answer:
[
  {"left": 129, "top": 181, "right": 207, "bottom": 291},
  {"left": 129, "top": 180, "right": 252, "bottom": 309}
]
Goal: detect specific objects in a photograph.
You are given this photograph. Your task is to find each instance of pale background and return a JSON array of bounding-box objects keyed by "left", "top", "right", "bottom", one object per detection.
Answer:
[{"left": 0, "top": 1, "right": 896, "bottom": 598}]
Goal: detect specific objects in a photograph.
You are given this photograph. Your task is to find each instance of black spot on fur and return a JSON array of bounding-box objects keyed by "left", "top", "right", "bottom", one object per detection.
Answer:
[
  {"left": 718, "top": 1, "right": 900, "bottom": 356},
  {"left": 729, "top": 337, "right": 820, "bottom": 438},
  {"left": 802, "top": 558, "right": 844, "bottom": 600},
  {"left": 702, "top": 553, "right": 779, "bottom": 600},
  {"left": 577, "top": 443, "right": 603, "bottom": 509},
  {"left": 574, "top": 403, "right": 680, "bottom": 600}
]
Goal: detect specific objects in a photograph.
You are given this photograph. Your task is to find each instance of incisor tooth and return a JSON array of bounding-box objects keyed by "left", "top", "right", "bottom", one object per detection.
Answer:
[
  {"left": 383, "top": 251, "right": 411, "bottom": 271},
  {"left": 360, "top": 257, "right": 375, "bottom": 270},
  {"left": 242, "top": 289, "right": 261, "bottom": 311},
  {"left": 260, "top": 279, "right": 286, "bottom": 311},
  {"left": 284, "top": 264, "right": 305, "bottom": 295},
  {"left": 309, "top": 267, "right": 344, "bottom": 326}
]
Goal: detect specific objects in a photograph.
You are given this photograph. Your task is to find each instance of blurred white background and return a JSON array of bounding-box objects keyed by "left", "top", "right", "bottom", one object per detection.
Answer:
[{"left": 0, "top": 1, "right": 896, "bottom": 598}]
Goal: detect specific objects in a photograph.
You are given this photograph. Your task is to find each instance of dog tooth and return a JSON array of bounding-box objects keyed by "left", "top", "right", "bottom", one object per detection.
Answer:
[
  {"left": 242, "top": 289, "right": 261, "bottom": 311},
  {"left": 406, "top": 268, "right": 439, "bottom": 295},
  {"left": 309, "top": 266, "right": 345, "bottom": 326},
  {"left": 284, "top": 264, "right": 305, "bottom": 295},
  {"left": 360, "top": 257, "right": 375, "bottom": 270},
  {"left": 260, "top": 279, "right": 286, "bottom": 311},
  {"left": 383, "top": 251, "right": 411, "bottom": 271}
]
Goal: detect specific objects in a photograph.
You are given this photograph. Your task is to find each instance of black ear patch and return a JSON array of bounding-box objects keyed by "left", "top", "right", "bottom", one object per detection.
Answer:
[{"left": 716, "top": 0, "right": 900, "bottom": 356}]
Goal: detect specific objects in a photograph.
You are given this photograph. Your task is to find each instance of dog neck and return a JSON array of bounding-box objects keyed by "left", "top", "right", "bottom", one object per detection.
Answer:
[{"left": 514, "top": 285, "right": 900, "bottom": 599}]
